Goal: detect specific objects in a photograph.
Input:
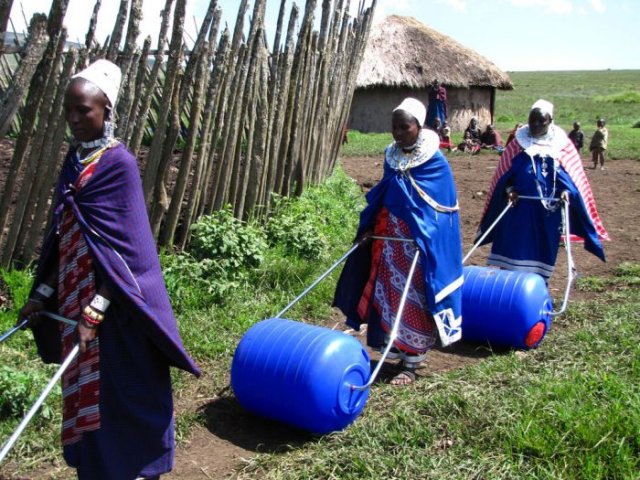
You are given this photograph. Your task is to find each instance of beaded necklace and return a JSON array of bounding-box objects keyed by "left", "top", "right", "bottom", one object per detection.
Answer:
[
  {"left": 74, "top": 137, "right": 117, "bottom": 165},
  {"left": 386, "top": 131, "right": 430, "bottom": 171},
  {"left": 530, "top": 155, "right": 559, "bottom": 211}
]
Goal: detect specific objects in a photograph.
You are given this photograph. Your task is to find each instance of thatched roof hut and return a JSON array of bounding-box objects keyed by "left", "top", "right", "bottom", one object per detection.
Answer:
[{"left": 349, "top": 15, "right": 513, "bottom": 133}]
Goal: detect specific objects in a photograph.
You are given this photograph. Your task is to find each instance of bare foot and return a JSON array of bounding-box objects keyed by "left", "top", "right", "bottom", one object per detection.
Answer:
[{"left": 390, "top": 369, "right": 416, "bottom": 386}]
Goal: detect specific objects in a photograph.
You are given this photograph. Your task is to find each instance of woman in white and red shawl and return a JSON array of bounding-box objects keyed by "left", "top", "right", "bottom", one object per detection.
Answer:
[
  {"left": 476, "top": 99, "right": 608, "bottom": 282},
  {"left": 334, "top": 98, "right": 463, "bottom": 386},
  {"left": 17, "top": 59, "right": 200, "bottom": 480}
]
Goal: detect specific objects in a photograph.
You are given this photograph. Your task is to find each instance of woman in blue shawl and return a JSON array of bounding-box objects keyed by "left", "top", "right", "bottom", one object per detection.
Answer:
[
  {"left": 17, "top": 59, "right": 199, "bottom": 480},
  {"left": 477, "top": 99, "right": 608, "bottom": 282},
  {"left": 334, "top": 98, "right": 463, "bottom": 386}
]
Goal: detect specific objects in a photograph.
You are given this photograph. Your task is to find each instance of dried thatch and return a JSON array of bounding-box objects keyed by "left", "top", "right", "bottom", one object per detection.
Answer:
[{"left": 357, "top": 15, "right": 512, "bottom": 90}]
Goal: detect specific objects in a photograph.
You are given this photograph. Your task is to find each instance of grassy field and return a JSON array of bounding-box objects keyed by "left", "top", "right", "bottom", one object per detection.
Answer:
[
  {"left": 0, "top": 70, "right": 639, "bottom": 478},
  {"left": 342, "top": 70, "right": 640, "bottom": 161},
  {"left": 242, "top": 265, "right": 640, "bottom": 479}
]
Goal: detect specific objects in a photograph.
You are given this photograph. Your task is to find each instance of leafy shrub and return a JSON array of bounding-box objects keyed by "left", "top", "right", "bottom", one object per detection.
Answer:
[
  {"left": 189, "top": 207, "right": 267, "bottom": 274},
  {"left": 0, "top": 267, "right": 34, "bottom": 312},
  {"left": 0, "top": 365, "right": 56, "bottom": 420},
  {"left": 266, "top": 195, "right": 328, "bottom": 260},
  {"left": 161, "top": 252, "right": 235, "bottom": 310}
]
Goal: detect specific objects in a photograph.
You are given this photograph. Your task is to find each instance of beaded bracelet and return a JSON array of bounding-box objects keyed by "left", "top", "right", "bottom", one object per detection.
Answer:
[
  {"left": 81, "top": 314, "right": 98, "bottom": 329},
  {"left": 36, "top": 284, "right": 55, "bottom": 299},
  {"left": 83, "top": 305, "right": 105, "bottom": 324}
]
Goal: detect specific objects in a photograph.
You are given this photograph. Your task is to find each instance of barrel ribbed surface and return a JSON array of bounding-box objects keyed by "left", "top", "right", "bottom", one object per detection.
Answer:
[
  {"left": 461, "top": 266, "right": 553, "bottom": 349},
  {"left": 231, "top": 318, "right": 371, "bottom": 434}
]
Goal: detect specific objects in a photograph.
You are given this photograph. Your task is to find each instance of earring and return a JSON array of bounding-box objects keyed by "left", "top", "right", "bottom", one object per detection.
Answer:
[{"left": 103, "top": 120, "right": 115, "bottom": 139}]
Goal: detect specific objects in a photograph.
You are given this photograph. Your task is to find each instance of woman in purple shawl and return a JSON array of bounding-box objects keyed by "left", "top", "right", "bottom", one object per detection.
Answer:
[{"left": 17, "top": 59, "right": 200, "bottom": 480}]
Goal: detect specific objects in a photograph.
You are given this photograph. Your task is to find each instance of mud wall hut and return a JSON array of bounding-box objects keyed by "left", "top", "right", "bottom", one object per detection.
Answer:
[{"left": 349, "top": 15, "right": 513, "bottom": 133}]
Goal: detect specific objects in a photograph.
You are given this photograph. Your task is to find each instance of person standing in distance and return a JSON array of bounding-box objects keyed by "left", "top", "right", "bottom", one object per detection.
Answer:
[{"left": 589, "top": 118, "right": 608, "bottom": 170}]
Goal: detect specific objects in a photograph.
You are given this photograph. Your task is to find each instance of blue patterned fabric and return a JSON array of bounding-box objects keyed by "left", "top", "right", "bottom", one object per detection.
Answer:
[
  {"left": 479, "top": 150, "right": 605, "bottom": 280},
  {"left": 334, "top": 146, "right": 464, "bottom": 347}
]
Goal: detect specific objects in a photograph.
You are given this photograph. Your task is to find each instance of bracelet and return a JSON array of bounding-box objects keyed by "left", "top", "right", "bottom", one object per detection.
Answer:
[
  {"left": 27, "top": 298, "right": 44, "bottom": 305},
  {"left": 90, "top": 294, "right": 110, "bottom": 312},
  {"left": 83, "top": 305, "right": 105, "bottom": 323},
  {"left": 35, "top": 284, "right": 55, "bottom": 299},
  {"left": 81, "top": 314, "right": 98, "bottom": 329}
]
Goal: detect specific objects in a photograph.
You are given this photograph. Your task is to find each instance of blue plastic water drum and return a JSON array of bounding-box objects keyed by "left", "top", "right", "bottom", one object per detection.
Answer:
[
  {"left": 461, "top": 266, "right": 553, "bottom": 349},
  {"left": 231, "top": 318, "right": 371, "bottom": 434}
]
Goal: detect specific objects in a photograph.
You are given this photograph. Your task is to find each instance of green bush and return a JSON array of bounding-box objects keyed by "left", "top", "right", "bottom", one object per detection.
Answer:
[
  {"left": 0, "top": 365, "right": 56, "bottom": 420},
  {"left": 188, "top": 207, "right": 267, "bottom": 273},
  {"left": 266, "top": 195, "right": 328, "bottom": 260},
  {"left": 161, "top": 252, "right": 235, "bottom": 310}
]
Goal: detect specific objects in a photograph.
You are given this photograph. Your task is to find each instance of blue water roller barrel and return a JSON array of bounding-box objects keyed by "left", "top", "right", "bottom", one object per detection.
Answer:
[
  {"left": 461, "top": 266, "right": 553, "bottom": 349},
  {"left": 231, "top": 318, "right": 371, "bottom": 434}
]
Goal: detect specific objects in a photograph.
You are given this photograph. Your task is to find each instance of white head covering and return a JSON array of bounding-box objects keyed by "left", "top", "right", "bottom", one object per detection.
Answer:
[
  {"left": 393, "top": 97, "right": 427, "bottom": 127},
  {"left": 531, "top": 99, "right": 554, "bottom": 119},
  {"left": 72, "top": 59, "right": 122, "bottom": 108}
]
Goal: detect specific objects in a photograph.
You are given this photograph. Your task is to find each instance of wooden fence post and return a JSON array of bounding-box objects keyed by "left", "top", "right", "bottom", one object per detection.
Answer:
[{"left": 0, "top": 0, "right": 378, "bottom": 258}]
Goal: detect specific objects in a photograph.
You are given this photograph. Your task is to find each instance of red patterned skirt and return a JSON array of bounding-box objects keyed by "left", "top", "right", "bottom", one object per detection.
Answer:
[{"left": 357, "top": 208, "right": 436, "bottom": 355}]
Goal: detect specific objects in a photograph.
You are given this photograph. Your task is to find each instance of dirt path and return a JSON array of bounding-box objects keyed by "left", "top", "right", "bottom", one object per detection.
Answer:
[{"left": 165, "top": 152, "right": 640, "bottom": 479}]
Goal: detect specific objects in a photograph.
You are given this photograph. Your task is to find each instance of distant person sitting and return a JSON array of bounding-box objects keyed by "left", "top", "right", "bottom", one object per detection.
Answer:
[
  {"left": 505, "top": 123, "right": 523, "bottom": 147},
  {"left": 480, "top": 124, "right": 503, "bottom": 151},
  {"left": 464, "top": 117, "right": 481, "bottom": 143},
  {"left": 568, "top": 121, "right": 584, "bottom": 153},
  {"left": 589, "top": 118, "right": 608, "bottom": 170},
  {"left": 458, "top": 130, "right": 480, "bottom": 155},
  {"left": 439, "top": 121, "right": 456, "bottom": 152}
]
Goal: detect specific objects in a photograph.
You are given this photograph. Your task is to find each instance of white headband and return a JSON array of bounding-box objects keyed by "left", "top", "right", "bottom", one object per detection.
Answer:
[
  {"left": 72, "top": 59, "right": 122, "bottom": 108},
  {"left": 531, "top": 99, "right": 554, "bottom": 119},
  {"left": 393, "top": 97, "right": 426, "bottom": 127}
]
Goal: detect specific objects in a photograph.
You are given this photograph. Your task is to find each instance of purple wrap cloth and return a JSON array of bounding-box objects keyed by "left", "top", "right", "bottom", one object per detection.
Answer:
[{"left": 30, "top": 142, "right": 199, "bottom": 479}]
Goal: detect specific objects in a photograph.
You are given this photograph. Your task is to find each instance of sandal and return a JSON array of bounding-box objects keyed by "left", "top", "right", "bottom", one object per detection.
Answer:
[
  {"left": 390, "top": 367, "right": 416, "bottom": 385},
  {"left": 389, "top": 353, "right": 425, "bottom": 385}
]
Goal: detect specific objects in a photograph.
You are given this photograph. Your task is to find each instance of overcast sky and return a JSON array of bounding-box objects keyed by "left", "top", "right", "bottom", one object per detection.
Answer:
[{"left": 12, "top": 0, "right": 640, "bottom": 71}]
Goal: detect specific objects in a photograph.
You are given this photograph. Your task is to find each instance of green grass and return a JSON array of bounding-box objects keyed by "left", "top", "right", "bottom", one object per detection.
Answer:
[
  {"left": 240, "top": 265, "right": 640, "bottom": 479},
  {"left": 496, "top": 70, "right": 640, "bottom": 161},
  {"left": 342, "top": 70, "right": 640, "bottom": 161},
  {"left": 341, "top": 129, "right": 393, "bottom": 157}
]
